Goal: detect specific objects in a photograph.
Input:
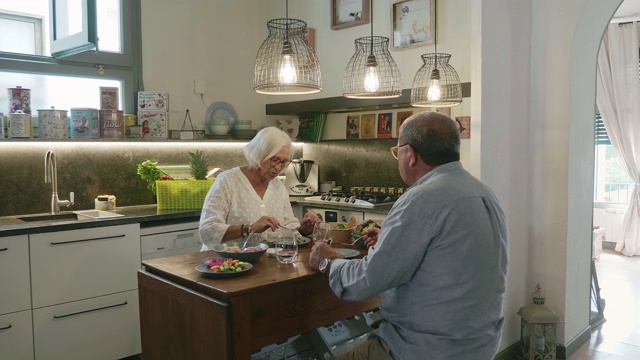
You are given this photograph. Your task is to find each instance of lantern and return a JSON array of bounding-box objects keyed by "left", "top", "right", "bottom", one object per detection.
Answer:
[{"left": 517, "top": 284, "right": 560, "bottom": 360}]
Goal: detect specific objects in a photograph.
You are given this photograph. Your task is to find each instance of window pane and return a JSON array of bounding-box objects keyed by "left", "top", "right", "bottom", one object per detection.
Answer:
[
  {"left": 96, "top": 0, "right": 120, "bottom": 53},
  {"left": 594, "top": 144, "right": 633, "bottom": 204},
  {"left": 54, "top": 0, "right": 83, "bottom": 38},
  {"left": 0, "top": 71, "right": 121, "bottom": 116},
  {"left": 0, "top": 0, "right": 48, "bottom": 55}
]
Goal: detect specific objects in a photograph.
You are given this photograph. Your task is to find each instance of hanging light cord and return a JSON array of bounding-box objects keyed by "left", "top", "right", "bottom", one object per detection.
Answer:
[
  {"left": 369, "top": 0, "right": 374, "bottom": 55},
  {"left": 433, "top": 0, "right": 438, "bottom": 68},
  {"left": 285, "top": 0, "right": 289, "bottom": 40}
]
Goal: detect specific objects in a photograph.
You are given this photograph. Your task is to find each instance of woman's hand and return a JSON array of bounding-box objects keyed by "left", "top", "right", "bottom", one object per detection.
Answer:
[
  {"left": 299, "top": 211, "right": 321, "bottom": 235},
  {"left": 362, "top": 227, "right": 381, "bottom": 248},
  {"left": 250, "top": 216, "right": 281, "bottom": 233}
]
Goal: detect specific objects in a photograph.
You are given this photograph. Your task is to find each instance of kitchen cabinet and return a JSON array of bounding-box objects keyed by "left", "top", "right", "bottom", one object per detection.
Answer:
[
  {"left": 140, "top": 221, "right": 202, "bottom": 261},
  {"left": 33, "top": 290, "right": 139, "bottom": 360},
  {"left": 0, "top": 235, "right": 31, "bottom": 316},
  {"left": 29, "top": 224, "right": 141, "bottom": 359},
  {"left": 0, "top": 310, "right": 34, "bottom": 360}
]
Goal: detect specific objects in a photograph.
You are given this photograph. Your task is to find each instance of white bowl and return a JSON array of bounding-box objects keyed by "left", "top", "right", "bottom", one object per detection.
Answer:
[{"left": 211, "top": 124, "right": 229, "bottom": 135}]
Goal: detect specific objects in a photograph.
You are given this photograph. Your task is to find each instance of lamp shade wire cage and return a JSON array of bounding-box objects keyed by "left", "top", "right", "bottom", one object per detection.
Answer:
[
  {"left": 410, "top": 0, "right": 462, "bottom": 107},
  {"left": 343, "top": 0, "right": 401, "bottom": 99},
  {"left": 254, "top": 16, "right": 322, "bottom": 95}
]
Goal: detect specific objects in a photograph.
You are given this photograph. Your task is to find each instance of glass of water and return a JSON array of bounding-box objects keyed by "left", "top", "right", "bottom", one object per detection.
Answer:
[
  {"left": 312, "top": 222, "right": 333, "bottom": 246},
  {"left": 274, "top": 227, "right": 298, "bottom": 264}
]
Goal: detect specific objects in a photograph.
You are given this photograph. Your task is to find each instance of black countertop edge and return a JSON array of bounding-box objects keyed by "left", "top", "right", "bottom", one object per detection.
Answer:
[{"left": 0, "top": 205, "right": 201, "bottom": 237}]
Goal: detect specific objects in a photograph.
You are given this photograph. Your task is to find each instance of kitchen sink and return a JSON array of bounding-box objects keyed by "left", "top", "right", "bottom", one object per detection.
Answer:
[
  {"left": 17, "top": 213, "right": 79, "bottom": 223},
  {"left": 16, "top": 210, "right": 124, "bottom": 223}
]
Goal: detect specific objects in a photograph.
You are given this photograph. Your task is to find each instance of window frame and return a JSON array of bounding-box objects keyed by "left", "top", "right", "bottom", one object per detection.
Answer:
[
  {"left": 0, "top": 10, "right": 45, "bottom": 55},
  {"left": 0, "top": 0, "right": 141, "bottom": 114}
]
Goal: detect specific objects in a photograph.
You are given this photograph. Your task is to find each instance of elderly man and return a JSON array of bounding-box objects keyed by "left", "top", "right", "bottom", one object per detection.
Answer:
[{"left": 309, "top": 111, "right": 509, "bottom": 360}]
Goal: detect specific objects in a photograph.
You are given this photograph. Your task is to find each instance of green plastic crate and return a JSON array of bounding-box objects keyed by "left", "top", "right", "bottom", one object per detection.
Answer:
[{"left": 156, "top": 179, "right": 214, "bottom": 210}]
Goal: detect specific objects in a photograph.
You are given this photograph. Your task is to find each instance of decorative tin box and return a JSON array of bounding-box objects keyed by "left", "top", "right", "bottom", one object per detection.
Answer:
[
  {"left": 100, "top": 87, "right": 119, "bottom": 110},
  {"left": 138, "top": 91, "right": 169, "bottom": 110},
  {"left": 8, "top": 86, "right": 31, "bottom": 114},
  {"left": 99, "top": 109, "right": 124, "bottom": 138},
  {"left": 70, "top": 108, "right": 99, "bottom": 139},
  {"left": 138, "top": 110, "right": 167, "bottom": 139},
  {"left": 38, "top": 108, "right": 69, "bottom": 139},
  {"left": 9, "top": 110, "right": 32, "bottom": 138}
]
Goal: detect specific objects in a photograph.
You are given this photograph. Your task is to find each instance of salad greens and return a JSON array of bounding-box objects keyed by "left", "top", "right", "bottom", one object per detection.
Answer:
[{"left": 352, "top": 219, "right": 381, "bottom": 236}]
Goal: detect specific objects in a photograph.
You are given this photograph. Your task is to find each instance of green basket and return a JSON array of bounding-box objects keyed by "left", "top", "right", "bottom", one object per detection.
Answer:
[{"left": 156, "top": 179, "right": 214, "bottom": 210}]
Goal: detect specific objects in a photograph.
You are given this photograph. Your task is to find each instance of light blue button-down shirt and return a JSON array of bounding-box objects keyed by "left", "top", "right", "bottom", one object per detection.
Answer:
[{"left": 329, "top": 162, "right": 509, "bottom": 360}]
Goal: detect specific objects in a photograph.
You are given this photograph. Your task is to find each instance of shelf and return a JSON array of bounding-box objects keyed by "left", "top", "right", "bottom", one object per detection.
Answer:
[{"left": 265, "top": 83, "right": 471, "bottom": 115}]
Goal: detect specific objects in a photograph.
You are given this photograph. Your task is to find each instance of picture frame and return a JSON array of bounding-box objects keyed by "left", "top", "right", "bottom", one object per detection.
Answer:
[
  {"left": 377, "top": 113, "right": 392, "bottom": 139},
  {"left": 331, "top": 0, "right": 370, "bottom": 30},
  {"left": 360, "top": 114, "right": 376, "bottom": 139},
  {"left": 391, "top": 0, "right": 435, "bottom": 49}
]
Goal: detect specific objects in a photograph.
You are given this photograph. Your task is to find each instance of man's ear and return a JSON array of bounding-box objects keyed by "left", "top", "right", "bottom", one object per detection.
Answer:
[{"left": 407, "top": 145, "right": 419, "bottom": 167}]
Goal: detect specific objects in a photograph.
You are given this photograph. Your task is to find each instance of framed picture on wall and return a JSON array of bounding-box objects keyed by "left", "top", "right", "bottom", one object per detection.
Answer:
[
  {"left": 361, "top": 114, "right": 376, "bottom": 139},
  {"left": 331, "top": 0, "right": 370, "bottom": 30},
  {"left": 391, "top": 0, "right": 435, "bottom": 49},
  {"left": 377, "top": 113, "right": 392, "bottom": 139},
  {"left": 396, "top": 111, "right": 413, "bottom": 137},
  {"left": 346, "top": 115, "right": 360, "bottom": 138},
  {"left": 456, "top": 116, "right": 470, "bottom": 139}
]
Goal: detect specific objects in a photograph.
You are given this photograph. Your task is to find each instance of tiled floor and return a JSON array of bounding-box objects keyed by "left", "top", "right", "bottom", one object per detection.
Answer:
[{"left": 567, "top": 248, "right": 640, "bottom": 359}]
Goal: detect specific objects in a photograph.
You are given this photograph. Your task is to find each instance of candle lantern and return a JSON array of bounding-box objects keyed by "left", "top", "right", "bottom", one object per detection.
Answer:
[{"left": 517, "top": 283, "right": 560, "bottom": 360}]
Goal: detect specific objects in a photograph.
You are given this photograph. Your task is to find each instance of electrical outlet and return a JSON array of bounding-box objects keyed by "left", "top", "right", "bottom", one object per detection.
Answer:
[{"left": 194, "top": 79, "right": 205, "bottom": 94}]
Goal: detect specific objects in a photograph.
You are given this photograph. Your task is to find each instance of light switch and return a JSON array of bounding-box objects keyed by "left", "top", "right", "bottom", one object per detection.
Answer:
[{"left": 194, "top": 79, "right": 205, "bottom": 94}]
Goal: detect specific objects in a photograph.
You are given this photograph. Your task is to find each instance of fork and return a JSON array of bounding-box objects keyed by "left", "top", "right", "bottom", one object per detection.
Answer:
[{"left": 344, "top": 236, "right": 364, "bottom": 246}]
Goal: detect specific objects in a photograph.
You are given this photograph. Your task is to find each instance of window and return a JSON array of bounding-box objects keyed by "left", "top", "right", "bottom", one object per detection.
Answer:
[
  {"left": 594, "top": 114, "right": 634, "bottom": 204},
  {"left": 0, "top": 0, "right": 140, "bottom": 115}
]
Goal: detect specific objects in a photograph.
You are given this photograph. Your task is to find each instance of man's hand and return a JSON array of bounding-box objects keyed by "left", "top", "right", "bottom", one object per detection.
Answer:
[
  {"left": 309, "top": 242, "right": 338, "bottom": 270},
  {"left": 362, "top": 227, "right": 381, "bottom": 248}
]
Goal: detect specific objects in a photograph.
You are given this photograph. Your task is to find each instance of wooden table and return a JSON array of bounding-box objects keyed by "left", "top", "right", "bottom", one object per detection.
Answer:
[{"left": 138, "top": 246, "right": 379, "bottom": 360}]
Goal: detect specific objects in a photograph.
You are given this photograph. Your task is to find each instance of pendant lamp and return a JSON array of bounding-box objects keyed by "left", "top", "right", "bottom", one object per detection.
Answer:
[
  {"left": 343, "top": 0, "right": 401, "bottom": 99},
  {"left": 410, "top": 0, "right": 462, "bottom": 107},
  {"left": 254, "top": 0, "right": 322, "bottom": 95}
]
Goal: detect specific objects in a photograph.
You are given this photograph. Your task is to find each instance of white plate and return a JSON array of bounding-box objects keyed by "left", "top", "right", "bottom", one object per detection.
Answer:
[
  {"left": 335, "top": 248, "right": 360, "bottom": 259},
  {"left": 205, "top": 101, "right": 238, "bottom": 135},
  {"left": 196, "top": 262, "right": 253, "bottom": 278}
]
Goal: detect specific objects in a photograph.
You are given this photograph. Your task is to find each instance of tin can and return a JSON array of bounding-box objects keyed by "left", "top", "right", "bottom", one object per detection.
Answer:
[
  {"left": 397, "top": 188, "right": 405, "bottom": 196},
  {"left": 387, "top": 187, "right": 396, "bottom": 196},
  {"left": 9, "top": 110, "right": 32, "bottom": 138},
  {"left": 129, "top": 124, "right": 142, "bottom": 138},
  {"left": 124, "top": 114, "right": 136, "bottom": 137},
  {"left": 38, "top": 107, "right": 69, "bottom": 139},
  {"left": 99, "top": 109, "right": 124, "bottom": 138},
  {"left": 8, "top": 86, "right": 31, "bottom": 114},
  {"left": 70, "top": 108, "right": 99, "bottom": 139}
]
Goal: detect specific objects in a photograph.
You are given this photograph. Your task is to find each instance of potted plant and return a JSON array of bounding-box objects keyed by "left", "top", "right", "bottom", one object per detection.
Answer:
[{"left": 137, "top": 150, "right": 215, "bottom": 209}]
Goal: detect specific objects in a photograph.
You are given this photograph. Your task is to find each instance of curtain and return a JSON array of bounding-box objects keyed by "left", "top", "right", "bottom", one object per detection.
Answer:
[{"left": 596, "top": 23, "right": 640, "bottom": 256}]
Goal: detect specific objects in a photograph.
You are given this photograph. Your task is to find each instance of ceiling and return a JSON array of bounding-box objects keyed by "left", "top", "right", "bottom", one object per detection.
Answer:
[{"left": 614, "top": 0, "right": 640, "bottom": 19}]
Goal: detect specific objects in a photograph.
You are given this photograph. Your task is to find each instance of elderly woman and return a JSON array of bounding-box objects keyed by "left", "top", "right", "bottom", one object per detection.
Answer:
[{"left": 199, "top": 126, "right": 319, "bottom": 250}]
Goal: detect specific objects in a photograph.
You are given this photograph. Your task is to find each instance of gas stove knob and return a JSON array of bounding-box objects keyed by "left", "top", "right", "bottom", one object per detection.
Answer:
[
  {"left": 342, "top": 197, "right": 351, "bottom": 203},
  {"left": 349, "top": 195, "right": 356, "bottom": 203},
  {"left": 321, "top": 194, "right": 327, "bottom": 200},
  {"left": 326, "top": 195, "right": 332, "bottom": 201},
  {"left": 335, "top": 197, "right": 342, "bottom": 202}
]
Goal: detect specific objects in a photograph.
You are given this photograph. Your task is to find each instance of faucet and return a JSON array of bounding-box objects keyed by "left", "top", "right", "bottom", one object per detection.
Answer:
[{"left": 45, "top": 150, "right": 74, "bottom": 214}]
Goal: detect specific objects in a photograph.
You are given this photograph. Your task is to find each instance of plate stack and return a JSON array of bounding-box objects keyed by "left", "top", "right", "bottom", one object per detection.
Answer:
[{"left": 231, "top": 120, "right": 256, "bottom": 140}]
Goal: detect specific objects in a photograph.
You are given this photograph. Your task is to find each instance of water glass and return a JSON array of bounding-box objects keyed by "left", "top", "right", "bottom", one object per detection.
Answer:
[
  {"left": 312, "top": 222, "right": 333, "bottom": 246},
  {"left": 274, "top": 227, "right": 298, "bottom": 264}
]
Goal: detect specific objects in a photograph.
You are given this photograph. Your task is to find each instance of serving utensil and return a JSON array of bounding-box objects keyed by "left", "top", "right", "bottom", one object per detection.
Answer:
[
  {"left": 241, "top": 230, "right": 256, "bottom": 250},
  {"left": 344, "top": 236, "right": 364, "bottom": 246}
]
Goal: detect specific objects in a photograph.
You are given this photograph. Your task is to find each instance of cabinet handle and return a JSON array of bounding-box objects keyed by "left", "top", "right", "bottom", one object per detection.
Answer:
[
  {"left": 0, "top": 247, "right": 7, "bottom": 251},
  {"left": 0, "top": 324, "right": 12, "bottom": 331},
  {"left": 51, "top": 234, "right": 125, "bottom": 245},
  {"left": 53, "top": 301, "right": 128, "bottom": 319}
]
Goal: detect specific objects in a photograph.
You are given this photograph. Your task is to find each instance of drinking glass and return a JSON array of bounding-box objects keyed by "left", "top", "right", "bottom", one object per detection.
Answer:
[
  {"left": 274, "top": 227, "right": 298, "bottom": 264},
  {"left": 312, "top": 222, "right": 333, "bottom": 246}
]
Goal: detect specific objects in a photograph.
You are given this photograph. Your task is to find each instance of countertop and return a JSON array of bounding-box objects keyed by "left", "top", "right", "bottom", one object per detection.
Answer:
[
  {"left": 290, "top": 197, "right": 394, "bottom": 214},
  {"left": 0, "top": 205, "right": 201, "bottom": 237}
]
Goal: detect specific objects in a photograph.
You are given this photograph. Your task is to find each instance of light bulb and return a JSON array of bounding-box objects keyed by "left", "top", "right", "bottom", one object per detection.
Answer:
[
  {"left": 427, "top": 78, "right": 441, "bottom": 101},
  {"left": 279, "top": 54, "right": 297, "bottom": 84},
  {"left": 364, "top": 66, "right": 380, "bottom": 92}
]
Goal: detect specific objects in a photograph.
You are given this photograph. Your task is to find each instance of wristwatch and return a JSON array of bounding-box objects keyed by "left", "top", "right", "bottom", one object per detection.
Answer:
[{"left": 319, "top": 257, "right": 333, "bottom": 275}]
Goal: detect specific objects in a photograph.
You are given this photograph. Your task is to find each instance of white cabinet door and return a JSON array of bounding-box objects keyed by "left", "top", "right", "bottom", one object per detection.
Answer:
[
  {"left": 0, "top": 235, "right": 31, "bottom": 316},
  {"left": 30, "top": 224, "right": 140, "bottom": 309},
  {"left": 0, "top": 310, "right": 34, "bottom": 360},
  {"left": 33, "top": 290, "right": 140, "bottom": 360}
]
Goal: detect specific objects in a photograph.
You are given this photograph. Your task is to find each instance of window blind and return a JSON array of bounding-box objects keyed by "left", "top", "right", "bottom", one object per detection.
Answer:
[{"left": 595, "top": 114, "right": 610, "bottom": 145}]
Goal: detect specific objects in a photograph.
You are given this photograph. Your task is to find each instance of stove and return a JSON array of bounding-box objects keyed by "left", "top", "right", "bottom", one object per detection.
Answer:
[{"left": 304, "top": 190, "right": 399, "bottom": 208}]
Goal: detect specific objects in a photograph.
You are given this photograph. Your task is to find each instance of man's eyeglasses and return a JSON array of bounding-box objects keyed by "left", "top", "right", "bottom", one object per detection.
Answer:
[
  {"left": 269, "top": 157, "right": 291, "bottom": 168},
  {"left": 390, "top": 144, "right": 410, "bottom": 160}
]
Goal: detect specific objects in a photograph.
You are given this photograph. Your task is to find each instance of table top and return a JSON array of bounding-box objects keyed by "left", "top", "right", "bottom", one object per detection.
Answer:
[{"left": 141, "top": 244, "right": 366, "bottom": 299}]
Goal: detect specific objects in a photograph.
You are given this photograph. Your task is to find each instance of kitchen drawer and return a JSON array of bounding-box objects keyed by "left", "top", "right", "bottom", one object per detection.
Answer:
[
  {"left": 0, "top": 235, "right": 31, "bottom": 315},
  {"left": 33, "top": 290, "right": 140, "bottom": 360},
  {"left": 30, "top": 224, "right": 140, "bottom": 309},
  {"left": 0, "top": 310, "right": 35, "bottom": 360}
]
